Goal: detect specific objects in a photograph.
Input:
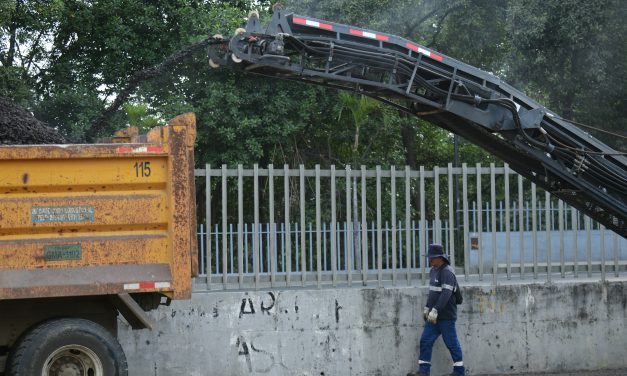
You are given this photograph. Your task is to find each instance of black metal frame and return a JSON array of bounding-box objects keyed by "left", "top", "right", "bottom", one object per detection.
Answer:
[{"left": 208, "top": 9, "right": 626, "bottom": 237}]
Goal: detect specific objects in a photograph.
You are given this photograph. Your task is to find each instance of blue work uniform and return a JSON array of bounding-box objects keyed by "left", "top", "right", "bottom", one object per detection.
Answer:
[{"left": 419, "top": 264, "right": 465, "bottom": 375}]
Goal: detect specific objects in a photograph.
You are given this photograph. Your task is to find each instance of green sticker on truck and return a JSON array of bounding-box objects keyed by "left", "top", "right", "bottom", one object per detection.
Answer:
[
  {"left": 44, "top": 244, "right": 82, "bottom": 261},
  {"left": 31, "top": 205, "right": 95, "bottom": 223}
]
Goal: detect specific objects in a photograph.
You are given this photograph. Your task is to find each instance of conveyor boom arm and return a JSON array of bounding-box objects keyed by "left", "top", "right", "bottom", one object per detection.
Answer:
[{"left": 208, "top": 8, "right": 627, "bottom": 237}]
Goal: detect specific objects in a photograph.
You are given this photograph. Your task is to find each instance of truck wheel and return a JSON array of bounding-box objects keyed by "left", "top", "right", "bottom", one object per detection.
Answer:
[{"left": 6, "top": 318, "right": 128, "bottom": 376}]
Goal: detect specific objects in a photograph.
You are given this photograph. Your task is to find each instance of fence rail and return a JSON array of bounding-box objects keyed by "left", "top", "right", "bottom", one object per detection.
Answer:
[{"left": 195, "top": 164, "right": 626, "bottom": 290}]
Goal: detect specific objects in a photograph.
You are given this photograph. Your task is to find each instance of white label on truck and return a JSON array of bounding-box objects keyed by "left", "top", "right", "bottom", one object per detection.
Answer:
[{"left": 31, "top": 205, "right": 95, "bottom": 223}]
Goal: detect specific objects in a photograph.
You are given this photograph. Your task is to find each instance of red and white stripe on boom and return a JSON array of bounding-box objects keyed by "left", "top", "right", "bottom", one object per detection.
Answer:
[
  {"left": 405, "top": 42, "right": 443, "bottom": 62},
  {"left": 292, "top": 17, "right": 333, "bottom": 31},
  {"left": 291, "top": 16, "right": 442, "bottom": 62},
  {"left": 349, "top": 28, "right": 389, "bottom": 41}
]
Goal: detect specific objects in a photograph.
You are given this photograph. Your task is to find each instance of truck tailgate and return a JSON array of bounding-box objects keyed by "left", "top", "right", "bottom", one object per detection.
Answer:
[{"left": 0, "top": 113, "right": 197, "bottom": 300}]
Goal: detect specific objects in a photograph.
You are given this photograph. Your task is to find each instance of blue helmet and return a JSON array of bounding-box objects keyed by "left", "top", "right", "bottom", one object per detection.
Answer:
[{"left": 427, "top": 244, "right": 450, "bottom": 264}]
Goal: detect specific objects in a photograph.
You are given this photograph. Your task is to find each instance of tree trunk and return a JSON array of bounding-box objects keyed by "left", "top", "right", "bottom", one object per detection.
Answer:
[{"left": 5, "top": 6, "right": 19, "bottom": 67}]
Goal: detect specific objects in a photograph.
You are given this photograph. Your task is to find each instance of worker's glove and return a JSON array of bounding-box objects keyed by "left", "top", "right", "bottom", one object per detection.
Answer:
[
  {"left": 427, "top": 308, "right": 438, "bottom": 324},
  {"left": 423, "top": 307, "right": 430, "bottom": 321}
]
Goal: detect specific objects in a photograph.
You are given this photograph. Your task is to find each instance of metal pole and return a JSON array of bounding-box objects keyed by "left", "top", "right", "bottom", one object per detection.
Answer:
[
  {"left": 205, "top": 164, "right": 212, "bottom": 288},
  {"left": 284, "top": 164, "right": 292, "bottom": 285},
  {"left": 238, "top": 165, "right": 244, "bottom": 287},
  {"left": 315, "top": 164, "right": 322, "bottom": 288},
  {"left": 300, "top": 165, "right": 306, "bottom": 286},
  {"left": 331, "top": 165, "right": 338, "bottom": 287},
  {"left": 376, "top": 165, "right": 383, "bottom": 286},
  {"left": 221, "top": 165, "right": 228, "bottom": 287},
  {"left": 504, "top": 164, "right": 511, "bottom": 280},
  {"left": 269, "top": 165, "right": 276, "bottom": 287},
  {"left": 346, "top": 165, "right": 353, "bottom": 286},
  {"left": 391, "top": 166, "right": 397, "bottom": 284}
]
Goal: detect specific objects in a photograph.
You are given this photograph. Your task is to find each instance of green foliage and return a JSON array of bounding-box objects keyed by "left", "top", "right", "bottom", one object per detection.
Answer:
[
  {"left": 0, "top": 66, "right": 30, "bottom": 104},
  {"left": 505, "top": 0, "right": 626, "bottom": 149},
  {"left": 123, "top": 103, "right": 160, "bottom": 131},
  {"left": 432, "top": 0, "right": 509, "bottom": 72},
  {"left": 337, "top": 92, "right": 380, "bottom": 161},
  {"left": 1, "top": 0, "right": 248, "bottom": 140},
  {"left": 33, "top": 87, "right": 106, "bottom": 142}
]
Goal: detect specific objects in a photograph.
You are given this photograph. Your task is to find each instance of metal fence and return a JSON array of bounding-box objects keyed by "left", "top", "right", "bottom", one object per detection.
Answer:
[{"left": 195, "top": 164, "right": 626, "bottom": 290}]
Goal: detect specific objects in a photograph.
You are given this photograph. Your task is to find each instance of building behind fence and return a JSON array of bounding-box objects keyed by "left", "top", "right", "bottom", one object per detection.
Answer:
[{"left": 195, "top": 164, "right": 626, "bottom": 290}]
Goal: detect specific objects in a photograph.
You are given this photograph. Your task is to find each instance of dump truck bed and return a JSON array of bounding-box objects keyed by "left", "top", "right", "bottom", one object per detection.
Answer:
[{"left": 0, "top": 113, "right": 197, "bottom": 301}]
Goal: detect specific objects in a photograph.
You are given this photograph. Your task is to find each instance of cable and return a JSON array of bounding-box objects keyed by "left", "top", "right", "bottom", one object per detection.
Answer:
[
  {"left": 483, "top": 98, "right": 627, "bottom": 157},
  {"left": 549, "top": 115, "right": 627, "bottom": 140},
  {"left": 545, "top": 133, "right": 627, "bottom": 156}
]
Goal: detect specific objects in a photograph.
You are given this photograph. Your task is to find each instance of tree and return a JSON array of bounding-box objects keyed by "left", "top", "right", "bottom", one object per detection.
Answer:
[
  {"left": 505, "top": 0, "right": 626, "bottom": 149},
  {"left": 0, "top": 0, "right": 64, "bottom": 104},
  {"left": 1, "top": 0, "right": 250, "bottom": 140}
]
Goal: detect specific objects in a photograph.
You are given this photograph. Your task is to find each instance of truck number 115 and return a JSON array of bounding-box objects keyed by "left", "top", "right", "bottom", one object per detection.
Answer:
[{"left": 134, "top": 161, "right": 151, "bottom": 177}]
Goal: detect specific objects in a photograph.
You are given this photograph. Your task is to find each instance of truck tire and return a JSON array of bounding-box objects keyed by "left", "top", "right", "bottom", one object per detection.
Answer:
[{"left": 6, "top": 318, "right": 128, "bottom": 376}]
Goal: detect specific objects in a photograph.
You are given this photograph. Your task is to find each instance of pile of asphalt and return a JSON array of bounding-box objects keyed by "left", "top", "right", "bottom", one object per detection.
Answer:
[{"left": 0, "top": 97, "right": 65, "bottom": 144}]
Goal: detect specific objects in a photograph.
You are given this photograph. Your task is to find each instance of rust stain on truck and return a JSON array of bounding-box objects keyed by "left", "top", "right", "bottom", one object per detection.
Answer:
[{"left": 0, "top": 113, "right": 198, "bottom": 300}]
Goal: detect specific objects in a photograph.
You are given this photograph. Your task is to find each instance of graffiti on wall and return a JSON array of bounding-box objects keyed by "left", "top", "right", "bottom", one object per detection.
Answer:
[{"left": 233, "top": 291, "right": 341, "bottom": 374}]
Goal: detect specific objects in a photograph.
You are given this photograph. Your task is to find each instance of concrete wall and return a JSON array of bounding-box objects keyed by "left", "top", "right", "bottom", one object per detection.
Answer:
[{"left": 118, "top": 279, "right": 627, "bottom": 376}]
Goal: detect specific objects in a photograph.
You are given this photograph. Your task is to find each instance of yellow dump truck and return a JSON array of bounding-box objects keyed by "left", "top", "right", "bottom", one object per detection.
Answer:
[{"left": 0, "top": 113, "right": 197, "bottom": 375}]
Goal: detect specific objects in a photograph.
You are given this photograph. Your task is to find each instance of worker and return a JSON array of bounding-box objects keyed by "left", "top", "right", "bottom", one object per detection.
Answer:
[{"left": 407, "top": 244, "right": 464, "bottom": 376}]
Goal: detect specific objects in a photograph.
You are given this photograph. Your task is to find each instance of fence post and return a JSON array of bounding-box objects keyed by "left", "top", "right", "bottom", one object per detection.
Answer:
[
  {"left": 361, "top": 165, "right": 368, "bottom": 285},
  {"left": 462, "top": 163, "right": 469, "bottom": 281},
  {"left": 199, "top": 224, "right": 204, "bottom": 276},
  {"left": 346, "top": 165, "right": 353, "bottom": 286},
  {"left": 545, "top": 191, "right": 552, "bottom": 282},
  {"left": 254, "top": 164, "right": 260, "bottom": 289},
  {"left": 614, "top": 232, "right": 619, "bottom": 277},
  {"left": 269, "top": 164, "right": 276, "bottom": 287},
  {"left": 238, "top": 165, "right": 244, "bottom": 287},
  {"left": 490, "top": 163, "right": 497, "bottom": 286},
  {"left": 420, "top": 166, "right": 426, "bottom": 284},
  {"left": 447, "top": 163, "right": 455, "bottom": 269},
  {"left": 299, "top": 165, "right": 306, "bottom": 285},
  {"left": 215, "top": 224, "right": 219, "bottom": 278},
  {"left": 586, "top": 215, "right": 592, "bottom": 277},
  {"left": 504, "top": 164, "right": 511, "bottom": 280},
  {"left": 221, "top": 165, "right": 228, "bottom": 287},
  {"left": 434, "top": 166, "right": 441, "bottom": 245},
  {"left": 572, "top": 206, "right": 578, "bottom": 278},
  {"left": 600, "top": 224, "right": 606, "bottom": 282},
  {"left": 284, "top": 164, "right": 292, "bottom": 285},
  {"left": 205, "top": 164, "right": 212, "bottom": 287},
  {"left": 531, "top": 182, "right": 538, "bottom": 279},
  {"left": 391, "top": 166, "right": 397, "bottom": 285},
  {"left": 331, "top": 165, "right": 338, "bottom": 287},
  {"left": 476, "top": 163, "right": 483, "bottom": 281},
  {"left": 558, "top": 199, "right": 564, "bottom": 278},
  {"left": 405, "top": 166, "right": 412, "bottom": 285},
  {"left": 316, "top": 165, "right": 322, "bottom": 288},
  {"left": 518, "top": 175, "right": 524, "bottom": 279},
  {"left": 229, "top": 223, "right": 234, "bottom": 276},
  {"left": 376, "top": 165, "right": 383, "bottom": 286}
]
